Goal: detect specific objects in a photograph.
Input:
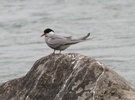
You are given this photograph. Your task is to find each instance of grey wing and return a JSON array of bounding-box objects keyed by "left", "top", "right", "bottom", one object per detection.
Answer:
[
  {"left": 47, "top": 34, "right": 87, "bottom": 49},
  {"left": 47, "top": 36, "right": 67, "bottom": 49},
  {"left": 64, "top": 36, "right": 72, "bottom": 40}
]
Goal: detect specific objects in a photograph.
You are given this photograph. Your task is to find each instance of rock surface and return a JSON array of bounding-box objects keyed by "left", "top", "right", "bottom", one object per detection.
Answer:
[{"left": 0, "top": 53, "right": 135, "bottom": 100}]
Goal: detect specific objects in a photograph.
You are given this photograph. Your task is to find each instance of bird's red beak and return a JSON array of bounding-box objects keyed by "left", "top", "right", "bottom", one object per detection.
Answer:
[{"left": 41, "top": 33, "right": 45, "bottom": 37}]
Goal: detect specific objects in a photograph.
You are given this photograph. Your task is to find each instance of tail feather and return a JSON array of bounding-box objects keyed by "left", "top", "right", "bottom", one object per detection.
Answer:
[
  {"left": 72, "top": 33, "right": 91, "bottom": 41},
  {"left": 65, "top": 40, "right": 80, "bottom": 45},
  {"left": 64, "top": 33, "right": 94, "bottom": 45},
  {"left": 81, "top": 33, "right": 90, "bottom": 40}
]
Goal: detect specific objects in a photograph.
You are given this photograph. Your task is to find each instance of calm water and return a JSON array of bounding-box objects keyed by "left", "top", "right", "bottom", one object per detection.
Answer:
[{"left": 0, "top": 0, "right": 135, "bottom": 84}]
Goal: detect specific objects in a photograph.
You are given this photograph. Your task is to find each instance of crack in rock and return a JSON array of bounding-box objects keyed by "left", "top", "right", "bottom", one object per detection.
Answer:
[
  {"left": 92, "top": 61, "right": 105, "bottom": 100},
  {"left": 54, "top": 56, "right": 84, "bottom": 100}
]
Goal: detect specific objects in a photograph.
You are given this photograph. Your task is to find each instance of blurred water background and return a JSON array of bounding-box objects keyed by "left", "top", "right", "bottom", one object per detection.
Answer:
[{"left": 0, "top": 0, "right": 135, "bottom": 84}]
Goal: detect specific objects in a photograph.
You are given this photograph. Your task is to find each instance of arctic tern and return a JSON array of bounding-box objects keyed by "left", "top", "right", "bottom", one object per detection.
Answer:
[{"left": 41, "top": 28, "right": 91, "bottom": 54}]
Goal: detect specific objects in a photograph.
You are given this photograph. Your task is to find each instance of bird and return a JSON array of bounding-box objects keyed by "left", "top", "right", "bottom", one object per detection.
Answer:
[{"left": 41, "top": 28, "right": 91, "bottom": 54}]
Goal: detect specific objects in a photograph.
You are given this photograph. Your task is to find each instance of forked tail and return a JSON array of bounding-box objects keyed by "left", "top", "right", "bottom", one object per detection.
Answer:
[
  {"left": 64, "top": 33, "right": 92, "bottom": 45},
  {"left": 72, "top": 33, "right": 91, "bottom": 41},
  {"left": 79, "top": 33, "right": 90, "bottom": 40}
]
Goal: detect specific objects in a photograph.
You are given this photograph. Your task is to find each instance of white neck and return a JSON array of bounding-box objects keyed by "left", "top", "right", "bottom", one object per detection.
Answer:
[
  {"left": 48, "top": 31, "right": 55, "bottom": 36},
  {"left": 45, "top": 31, "right": 55, "bottom": 37}
]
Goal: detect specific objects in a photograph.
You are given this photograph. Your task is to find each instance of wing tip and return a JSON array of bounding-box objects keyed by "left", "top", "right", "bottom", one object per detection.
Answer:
[{"left": 88, "top": 33, "right": 90, "bottom": 36}]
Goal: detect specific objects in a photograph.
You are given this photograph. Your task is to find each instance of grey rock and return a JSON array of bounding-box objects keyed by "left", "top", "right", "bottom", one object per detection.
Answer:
[{"left": 0, "top": 53, "right": 135, "bottom": 100}]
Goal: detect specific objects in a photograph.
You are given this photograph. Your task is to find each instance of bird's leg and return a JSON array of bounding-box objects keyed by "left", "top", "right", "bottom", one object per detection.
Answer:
[
  {"left": 53, "top": 50, "right": 55, "bottom": 54},
  {"left": 59, "top": 50, "right": 61, "bottom": 54}
]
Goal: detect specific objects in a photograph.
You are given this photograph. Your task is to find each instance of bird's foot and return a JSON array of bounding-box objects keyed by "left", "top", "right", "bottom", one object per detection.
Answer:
[
  {"left": 59, "top": 50, "right": 61, "bottom": 54},
  {"left": 52, "top": 50, "right": 56, "bottom": 54}
]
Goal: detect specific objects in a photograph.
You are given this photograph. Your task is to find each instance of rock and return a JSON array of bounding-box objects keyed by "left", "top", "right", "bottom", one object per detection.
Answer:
[{"left": 0, "top": 53, "right": 135, "bottom": 100}]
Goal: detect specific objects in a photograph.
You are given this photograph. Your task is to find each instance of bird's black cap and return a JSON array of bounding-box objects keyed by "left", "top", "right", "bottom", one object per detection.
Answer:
[{"left": 44, "top": 28, "right": 54, "bottom": 34}]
